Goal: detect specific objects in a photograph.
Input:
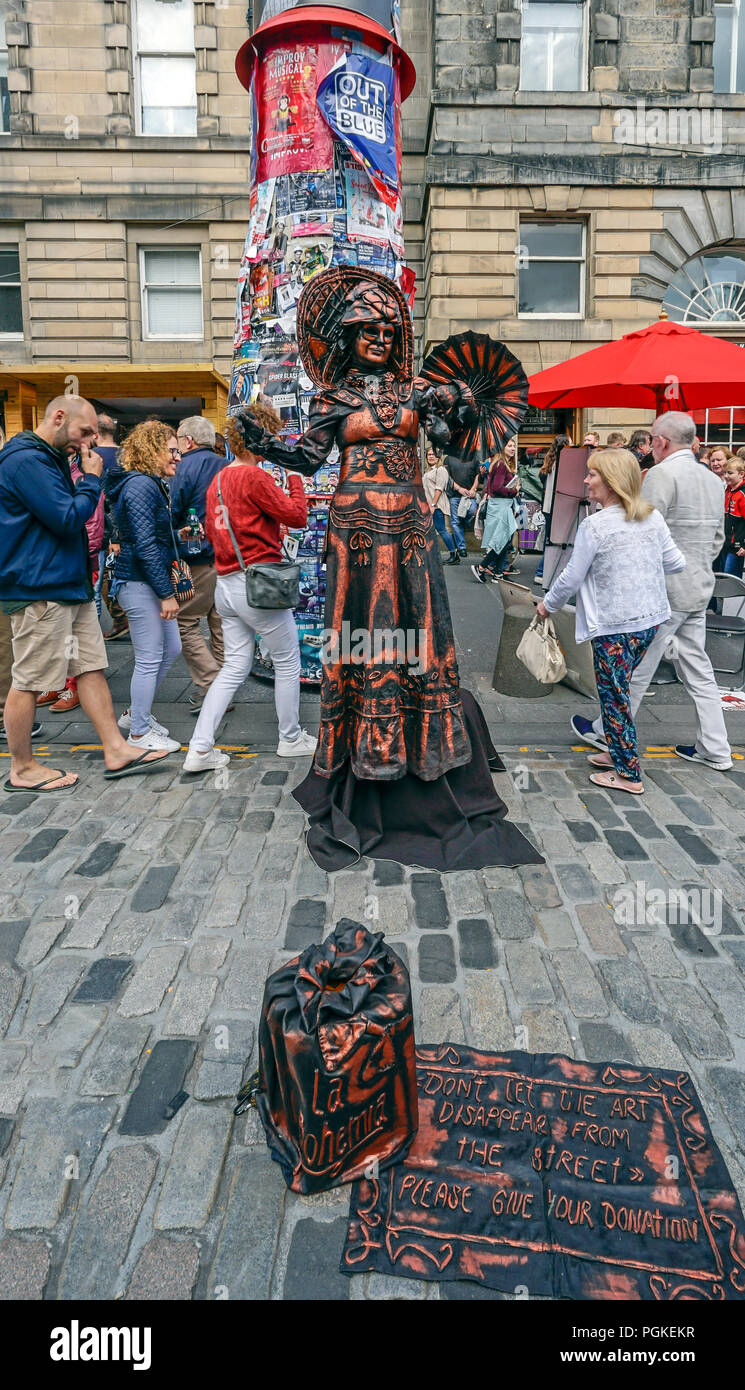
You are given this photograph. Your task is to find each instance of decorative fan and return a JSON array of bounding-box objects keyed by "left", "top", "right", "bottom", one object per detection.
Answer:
[{"left": 420, "top": 332, "right": 529, "bottom": 461}]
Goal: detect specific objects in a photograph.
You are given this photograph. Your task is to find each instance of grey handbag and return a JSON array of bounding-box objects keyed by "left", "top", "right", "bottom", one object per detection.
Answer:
[{"left": 216, "top": 472, "right": 301, "bottom": 610}]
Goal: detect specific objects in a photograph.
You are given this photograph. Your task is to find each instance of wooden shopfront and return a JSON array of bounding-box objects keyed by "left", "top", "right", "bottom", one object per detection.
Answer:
[{"left": 0, "top": 364, "right": 230, "bottom": 440}]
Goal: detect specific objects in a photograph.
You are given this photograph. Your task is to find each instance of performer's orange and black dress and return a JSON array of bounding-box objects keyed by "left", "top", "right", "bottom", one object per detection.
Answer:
[{"left": 239, "top": 268, "right": 542, "bottom": 872}]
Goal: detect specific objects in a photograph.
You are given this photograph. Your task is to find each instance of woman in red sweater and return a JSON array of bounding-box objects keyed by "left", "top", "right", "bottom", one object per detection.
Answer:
[{"left": 183, "top": 403, "right": 317, "bottom": 773}]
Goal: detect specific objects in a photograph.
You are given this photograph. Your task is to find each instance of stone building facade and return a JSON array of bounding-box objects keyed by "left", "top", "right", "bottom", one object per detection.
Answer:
[
  {"left": 401, "top": 0, "right": 745, "bottom": 443},
  {"left": 2, "top": 0, "right": 745, "bottom": 443},
  {"left": 0, "top": 0, "right": 251, "bottom": 433}
]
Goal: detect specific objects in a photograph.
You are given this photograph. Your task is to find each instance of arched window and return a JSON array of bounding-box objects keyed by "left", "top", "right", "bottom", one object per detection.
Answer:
[{"left": 662, "top": 248, "right": 745, "bottom": 325}]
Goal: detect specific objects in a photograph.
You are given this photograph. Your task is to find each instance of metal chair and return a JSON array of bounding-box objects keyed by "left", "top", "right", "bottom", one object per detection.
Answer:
[{"left": 705, "top": 573, "right": 745, "bottom": 686}]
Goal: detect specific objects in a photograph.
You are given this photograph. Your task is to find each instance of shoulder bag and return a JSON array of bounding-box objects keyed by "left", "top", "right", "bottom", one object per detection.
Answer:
[
  {"left": 474, "top": 494, "right": 488, "bottom": 543},
  {"left": 166, "top": 500, "right": 194, "bottom": 604},
  {"left": 516, "top": 614, "right": 567, "bottom": 684},
  {"left": 216, "top": 471, "right": 300, "bottom": 610}
]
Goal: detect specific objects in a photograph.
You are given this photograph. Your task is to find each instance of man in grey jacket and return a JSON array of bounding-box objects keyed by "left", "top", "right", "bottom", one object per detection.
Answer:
[{"left": 572, "top": 411, "right": 732, "bottom": 770}]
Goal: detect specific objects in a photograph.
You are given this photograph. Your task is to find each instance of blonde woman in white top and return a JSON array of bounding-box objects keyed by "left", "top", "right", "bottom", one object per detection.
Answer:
[
  {"left": 423, "top": 446, "right": 459, "bottom": 565},
  {"left": 537, "top": 449, "right": 685, "bottom": 795}
]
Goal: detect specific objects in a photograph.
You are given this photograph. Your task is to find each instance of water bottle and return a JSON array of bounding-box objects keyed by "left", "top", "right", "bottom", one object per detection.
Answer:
[{"left": 186, "top": 507, "right": 201, "bottom": 556}]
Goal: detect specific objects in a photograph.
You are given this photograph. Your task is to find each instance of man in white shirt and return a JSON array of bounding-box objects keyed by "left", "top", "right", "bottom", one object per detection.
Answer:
[{"left": 572, "top": 411, "right": 732, "bottom": 771}]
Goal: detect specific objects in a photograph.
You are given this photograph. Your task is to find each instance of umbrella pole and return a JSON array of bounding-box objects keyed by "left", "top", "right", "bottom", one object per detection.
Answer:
[{"left": 655, "top": 384, "right": 687, "bottom": 415}]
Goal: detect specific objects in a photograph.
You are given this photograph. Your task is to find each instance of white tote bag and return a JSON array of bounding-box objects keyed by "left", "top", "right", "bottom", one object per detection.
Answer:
[
  {"left": 516, "top": 615, "right": 567, "bottom": 684},
  {"left": 473, "top": 496, "right": 488, "bottom": 542}
]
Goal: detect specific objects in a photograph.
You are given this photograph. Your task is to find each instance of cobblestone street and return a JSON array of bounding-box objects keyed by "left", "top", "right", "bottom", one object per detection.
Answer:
[
  {"left": 1, "top": 571, "right": 744, "bottom": 1300},
  {"left": 4, "top": 0, "right": 745, "bottom": 1326}
]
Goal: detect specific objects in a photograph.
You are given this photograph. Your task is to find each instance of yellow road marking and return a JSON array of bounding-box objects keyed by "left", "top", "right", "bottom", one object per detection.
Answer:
[
  {"left": 5, "top": 746, "right": 258, "bottom": 756},
  {"left": 11, "top": 742, "right": 741, "bottom": 763}
]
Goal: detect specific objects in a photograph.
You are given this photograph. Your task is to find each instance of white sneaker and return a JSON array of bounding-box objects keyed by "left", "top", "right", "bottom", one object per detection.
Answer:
[
  {"left": 183, "top": 747, "right": 230, "bottom": 773},
  {"left": 277, "top": 729, "right": 318, "bottom": 757},
  {"left": 674, "top": 744, "right": 733, "bottom": 772},
  {"left": 127, "top": 730, "right": 181, "bottom": 753},
  {"left": 119, "top": 709, "right": 170, "bottom": 737}
]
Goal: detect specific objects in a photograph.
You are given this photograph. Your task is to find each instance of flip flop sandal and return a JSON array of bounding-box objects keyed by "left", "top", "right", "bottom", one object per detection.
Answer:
[
  {"left": 589, "top": 770, "right": 644, "bottom": 795},
  {"left": 3, "top": 771, "right": 79, "bottom": 794},
  {"left": 103, "top": 751, "right": 173, "bottom": 780},
  {"left": 588, "top": 753, "right": 614, "bottom": 768}
]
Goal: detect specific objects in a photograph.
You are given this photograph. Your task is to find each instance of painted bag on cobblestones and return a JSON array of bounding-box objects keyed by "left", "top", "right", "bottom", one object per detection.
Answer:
[{"left": 255, "top": 918, "right": 418, "bottom": 1194}]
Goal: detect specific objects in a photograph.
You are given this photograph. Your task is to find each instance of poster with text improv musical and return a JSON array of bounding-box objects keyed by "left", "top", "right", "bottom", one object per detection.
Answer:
[{"left": 256, "top": 43, "right": 332, "bottom": 181}]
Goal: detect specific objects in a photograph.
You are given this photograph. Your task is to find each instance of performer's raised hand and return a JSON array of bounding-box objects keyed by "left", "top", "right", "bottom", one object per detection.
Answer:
[{"left": 235, "top": 411, "right": 265, "bottom": 453}]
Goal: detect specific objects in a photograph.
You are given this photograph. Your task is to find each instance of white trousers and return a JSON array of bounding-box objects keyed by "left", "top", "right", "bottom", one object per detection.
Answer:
[
  {"left": 189, "top": 570, "right": 301, "bottom": 751},
  {"left": 591, "top": 608, "right": 731, "bottom": 764}
]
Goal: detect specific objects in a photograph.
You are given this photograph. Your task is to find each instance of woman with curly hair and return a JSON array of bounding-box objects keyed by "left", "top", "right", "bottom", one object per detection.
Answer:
[
  {"left": 107, "top": 421, "right": 183, "bottom": 752},
  {"left": 183, "top": 401, "right": 316, "bottom": 773}
]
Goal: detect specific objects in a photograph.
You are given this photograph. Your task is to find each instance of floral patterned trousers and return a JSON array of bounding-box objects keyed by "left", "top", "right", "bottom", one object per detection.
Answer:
[{"left": 591, "top": 627, "right": 659, "bottom": 782}]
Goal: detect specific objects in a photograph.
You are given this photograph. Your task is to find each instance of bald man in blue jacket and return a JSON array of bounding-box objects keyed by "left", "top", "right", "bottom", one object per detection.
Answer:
[{"left": 0, "top": 396, "right": 171, "bottom": 791}]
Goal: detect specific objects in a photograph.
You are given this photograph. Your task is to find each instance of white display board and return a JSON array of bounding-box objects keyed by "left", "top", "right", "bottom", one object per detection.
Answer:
[
  {"left": 498, "top": 578, "right": 598, "bottom": 700},
  {"left": 541, "top": 446, "right": 592, "bottom": 593}
]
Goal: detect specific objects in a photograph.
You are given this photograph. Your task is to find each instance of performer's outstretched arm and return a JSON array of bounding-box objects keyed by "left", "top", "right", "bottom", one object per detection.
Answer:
[{"left": 236, "top": 406, "right": 338, "bottom": 478}]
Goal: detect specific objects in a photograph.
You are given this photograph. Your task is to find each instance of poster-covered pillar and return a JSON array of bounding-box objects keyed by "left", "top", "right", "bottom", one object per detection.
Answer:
[{"left": 231, "top": 4, "right": 416, "bottom": 685}]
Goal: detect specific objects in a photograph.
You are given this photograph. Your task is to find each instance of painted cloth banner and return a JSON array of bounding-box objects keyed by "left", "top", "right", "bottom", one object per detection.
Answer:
[
  {"left": 343, "top": 1045, "right": 745, "bottom": 1300},
  {"left": 256, "top": 43, "right": 333, "bottom": 181},
  {"left": 316, "top": 54, "right": 399, "bottom": 210}
]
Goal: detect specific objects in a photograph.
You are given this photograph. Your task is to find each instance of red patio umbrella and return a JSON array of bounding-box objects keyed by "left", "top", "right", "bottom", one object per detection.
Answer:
[{"left": 528, "top": 316, "right": 745, "bottom": 414}]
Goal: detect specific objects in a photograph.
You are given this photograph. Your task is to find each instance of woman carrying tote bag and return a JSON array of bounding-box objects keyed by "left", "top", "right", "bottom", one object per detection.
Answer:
[
  {"left": 537, "top": 449, "right": 685, "bottom": 796},
  {"left": 183, "top": 404, "right": 318, "bottom": 774}
]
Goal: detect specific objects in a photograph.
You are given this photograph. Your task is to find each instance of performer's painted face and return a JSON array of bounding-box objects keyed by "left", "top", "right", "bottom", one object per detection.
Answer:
[{"left": 354, "top": 322, "right": 395, "bottom": 368}]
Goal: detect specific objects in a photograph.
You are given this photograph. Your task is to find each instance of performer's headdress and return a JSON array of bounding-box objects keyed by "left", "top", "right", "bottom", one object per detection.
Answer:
[{"left": 297, "top": 267, "right": 413, "bottom": 388}]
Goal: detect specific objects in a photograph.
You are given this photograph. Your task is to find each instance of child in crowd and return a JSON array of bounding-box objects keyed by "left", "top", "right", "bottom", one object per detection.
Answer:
[{"left": 723, "top": 454, "right": 745, "bottom": 577}]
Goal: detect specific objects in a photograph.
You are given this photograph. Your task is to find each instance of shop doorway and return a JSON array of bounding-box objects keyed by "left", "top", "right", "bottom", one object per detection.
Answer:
[{"left": 89, "top": 396, "right": 205, "bottom": 442}]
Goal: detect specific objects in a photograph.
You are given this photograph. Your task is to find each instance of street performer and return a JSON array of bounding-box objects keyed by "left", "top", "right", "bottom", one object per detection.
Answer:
[{"left": 236, "top": 266, "right": 541, "bottom": 872}]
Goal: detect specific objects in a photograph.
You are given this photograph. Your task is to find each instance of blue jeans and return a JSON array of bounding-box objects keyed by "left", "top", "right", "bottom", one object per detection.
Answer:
[
  {"left": 117, "top": 581, "right": 182, "bottom": 735},
  {"left": 449, "top": 496, "right": 478, "bottom": 551},
  {"left": 433, "top": 507, "right": 456, "bottom": 554},
  {"left": 724, "top": 549, "right": 744, "bottom": 578}
]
